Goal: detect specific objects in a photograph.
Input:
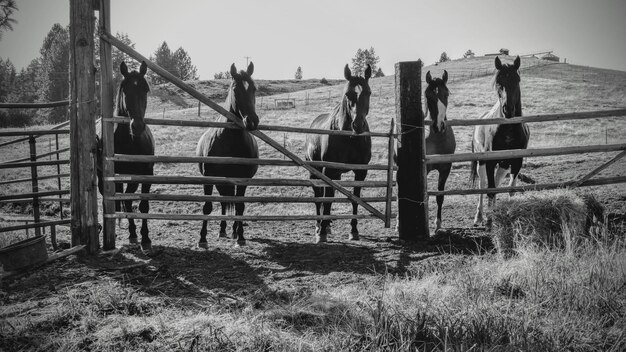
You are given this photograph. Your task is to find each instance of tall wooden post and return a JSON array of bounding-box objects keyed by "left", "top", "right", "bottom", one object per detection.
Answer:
[
  {"left": 98, "top": 0, "right": 116, "bottom": 250},
  {"left": 28, "top": 135, "right": 41, "bottom": 237},
  {"left": 395, "top": 60, "right": 429, "bottom": 243},
  {"left": 69, "top": 0, "right": 99, "bottom": 253}
]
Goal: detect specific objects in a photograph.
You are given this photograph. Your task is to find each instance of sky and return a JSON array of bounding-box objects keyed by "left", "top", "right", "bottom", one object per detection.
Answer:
[{"left": 1, "top": 0, "right": 625, "bottom": 80}]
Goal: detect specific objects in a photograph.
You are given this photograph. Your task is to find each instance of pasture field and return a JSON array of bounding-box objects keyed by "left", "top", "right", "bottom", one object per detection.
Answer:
[{"left": 1, "top": 57, "right": 626, "bottom": 351}]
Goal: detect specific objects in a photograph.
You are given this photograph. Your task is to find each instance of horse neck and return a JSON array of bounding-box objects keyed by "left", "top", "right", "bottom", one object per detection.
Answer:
[{"left": 330, "top": 97, "right": 352, "bottom": 131}]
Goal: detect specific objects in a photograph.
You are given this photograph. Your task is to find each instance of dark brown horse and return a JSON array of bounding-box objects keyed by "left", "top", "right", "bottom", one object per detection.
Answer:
[
  {"left": 424, "top": 70, "right": 456, "bottom": 230},
  {"left": 305, "top": 64, "right": 372, "bottom": 243},
  {"left": 97, "top": 61, "right": 155, "bottom": 251},
  {"left": 196, "top": 62, "right": 259, "bottom": 247},
  {"left": 470, "top": 56, "right": 530, "bottom": 227}
]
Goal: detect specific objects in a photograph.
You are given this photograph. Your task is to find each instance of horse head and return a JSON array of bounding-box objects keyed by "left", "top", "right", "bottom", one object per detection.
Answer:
[
  {"left": 118, "top": 61, "right": 150, "bottom": 138},
  {"left": 228, "top": 62, "right": 258, "bottom": 131},
  {"left": 494, "top": 56, "right": 521, "bottom": 118},
  {"left": 343, "top": 64, "right": 372, "bottom": 134},
  {"left": 425, "top": 70, "right": 449, "bottom": 133}
]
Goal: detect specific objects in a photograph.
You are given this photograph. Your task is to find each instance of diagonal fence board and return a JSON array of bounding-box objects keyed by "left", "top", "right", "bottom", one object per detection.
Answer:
[
  {"left": 101, "top": 32, "right": 386, "bottom": 221},
  {"left": 571, "top": 150, "right": 626, "bottom": 188}
]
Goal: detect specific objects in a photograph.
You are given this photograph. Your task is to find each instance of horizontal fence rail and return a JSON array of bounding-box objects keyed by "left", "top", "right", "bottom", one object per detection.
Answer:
[
  {"left": 106, "top": 174, "right": 392, "bottom": 188},
  {"left": 107, "top": 193, "right": 396, "bottom": 203},
  {"left": 0, "top": 198, "right": 71, "bottom": 205},
  {"left": 0, "top": 159, "right": 70, "bottom": 170},
  {"left": 0, "top": 219, "right": 71, "bottom": 233},
  {"left": 105, "top": 212, "right": 388, "bottom": 222},
  {"left": 3, "top": 147, "right": 70, "bottom": 164},
  {"left": 109, "top": 154, "right": 396, "bottom": 171},
  {"left": 429, "top": 176, "right": 626, "bottom": 196},
  {"left": 0, "top": 190, "right": 70, "bottom": 202},
  {"left": 0, "top": 100, "right": 69, "bottom": 109},
  {"left": 439, "top": 108, "right": 626, "bottom": 127},
  {"left": 0, "top": 173, "right": 70, "bottom": 186},
  {"left": 0, "top": 129, "right": 70, "bottom": 137},
  {"left": 426, "top": 143, "right": 626, "bottom": 164},
  {"left": 104, "top": 116, "right": 391, "bottom": 138},
  {"left": 0, "top": 120, "right": 70, "bottom": 148}
]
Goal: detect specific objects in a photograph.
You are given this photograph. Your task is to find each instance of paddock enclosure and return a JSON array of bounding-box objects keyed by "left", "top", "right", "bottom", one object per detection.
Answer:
[{"left": 1, "top": 0, "right": 625, "bottom": 255}]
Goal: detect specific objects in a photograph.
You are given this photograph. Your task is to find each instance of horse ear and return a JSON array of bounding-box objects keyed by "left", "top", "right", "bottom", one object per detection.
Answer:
[
  {"left": 442, "top": 70, "right": 448, "bottom": 83},
  {"left": 364, "top": 64, "right": 372, "bottom": 80},
  {"left": 495, "top": 56, "right": 502, "bottom": 70},
  {"left": 139, "top": 61, "right": 147, "bottom": 76},
  {"left": 247, "top": 61, "right": 254, "bottom": 76},
  {"left": 120, "top": 61, "right": 129, "bottom": 77},
  {"left": 426, "top": 71, "right": 432, "bottom": 84},
  {"left": 513, "top": 56, "right": 521, "bottom": 70},
  {"left": 230, "top": 63, "right": 238, "bottom": 78},
  {"left": 344, "top": 64, "right": 352, "bottom": 80}
]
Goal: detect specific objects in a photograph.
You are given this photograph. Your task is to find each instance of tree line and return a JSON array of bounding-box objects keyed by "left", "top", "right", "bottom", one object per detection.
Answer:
[{"left": 0, "top": 22, "right": 198, "bottom": 127}]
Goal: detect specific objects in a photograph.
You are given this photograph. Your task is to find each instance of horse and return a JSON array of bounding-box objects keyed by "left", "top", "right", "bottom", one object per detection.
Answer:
[
  {"left": 96, "top": 61, "right": 155, "bottom": 251},
  {"left": 305, "top": 64, "right": 372, "bottom": 243},
  {"left": 196, "top": 62, "right": 259, "bottom": 247},
  {"left": 424, "top": 70, "right": 456, "bottom": 230},
  {"left": 470, "top": 56, "right": 530, "bottom": 228}
]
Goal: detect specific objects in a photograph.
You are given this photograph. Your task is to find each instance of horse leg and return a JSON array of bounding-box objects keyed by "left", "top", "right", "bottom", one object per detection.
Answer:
[
  {"left": 509, "top": 159, "right": 523, "bottom": 197},
  {"left": 349, "top": 170, "right": 367, "bottom": 240},
  {"left": 436, "top": 166, "right": 452, "bottom": 231},
  {"left": 319, "top": 171, "right": 340, "bottom": 243},
  {"left": 115, "top": 183, "right": 123, "bottom": 229},
  {"left": 495, "top": 164, "right": 508, "bottom": 188},
  {"left": 124, "top": 182, "right": 139, "bottom": 244},
  {"left": 233, "top": 185, "right": 248, "bottom": 246},
  {"left": 310, "top": 169, "right": 324, "bottom": 238},
  {"left": 473, "top": 162, "right": 487, "bottom": 226},
  {"left": 199, "top": 184, "right": 214, "bottom": 249},
  {"left": 138, "top": 182, "right": 152, "bottom": 251},
  {"left": 216, "top": 185, "right": 234, "bottom": 240}
]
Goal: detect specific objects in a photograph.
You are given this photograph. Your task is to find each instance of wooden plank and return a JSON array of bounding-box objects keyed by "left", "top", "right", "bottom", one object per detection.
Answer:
[
  {"left": 441, "top": 108, "right": 626, "bottom": 127},
  {"left": 0, "top": 120, "right": 71, "bottom": 148},
  {"left": 0, "top": 100, "right": 69, "bottom": 109},
  {"left": 105, "top": 212, "right": 385, "bottom": 221},
  {"left": 0, "top": 173, "right": 70, "bottom": 186},
  {"left": 104, "top": 116, "right": 391, "bottom": 138},
  {"left": 0, "top": 197, "right": 71, "bottom": 205},
  {"left": 107, "top": 193, "right": 394, "bottom": 203},
  {"left": 385, "top": 119, "right": 396, "bottom": 228},
  {"left": 105, "top": 174, "right": 391, "bottom": 188},
  {"left": 0, "top": 129, "right": 70, "bottom": 137},
  {"left": 0, "top": 190, "right": 69, "bottom": 201},
  {"left": 28, "top": 136, "right": 41, "bottom": 237},
  {"left": 428, "top": 176, "right": 626, "bottom": 196},
  {"left": 0, "top": 245, "right": 85, "bottom": 280},
  {"left": 100, "top": 33, "right": 386, "bottom": 221},
  {"left": 3, "top": 147, "right": 70, "bottom": 164},
  {"left": 99, "top": 0, "right": 116, "bottom": 251},
  {"left": 69, "top": 0, "right": 99, "bottom": 254},
  {"left": 395, "top": 61, "right": 429, "bottom": 243},
  {"left": 109, "top": 154, "right": 395, "bottom": 171},
  {"left": 0, "top": 219, "right": 71, "bottom": 233},
  {"left": 571, "top": 150, "right": 626, "bottom": 187},
  {"left": 0, "top": 159, "right": 69, "bottom": 170},
  {"left": 426, "top": 143, "right": 626, "bottom": 164}
]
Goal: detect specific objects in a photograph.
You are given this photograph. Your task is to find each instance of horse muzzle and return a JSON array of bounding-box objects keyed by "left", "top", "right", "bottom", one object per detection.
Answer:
[{"left": 243, "top": 115, "right": 259, "bottom": 131}]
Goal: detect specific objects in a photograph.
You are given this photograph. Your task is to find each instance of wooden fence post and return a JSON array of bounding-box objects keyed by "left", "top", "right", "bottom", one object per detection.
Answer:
[
  {"left": 395, "top": 60, "right": 429, "bottom": 243},
  {"left": 69, "top": 0, "right": 99, "bottom": 253},
  {"left": 99, "top": 0, "right": 116, "bottom": 250},
  {"left": 28, "top": 135, "right": 41, "bottom": 237}
]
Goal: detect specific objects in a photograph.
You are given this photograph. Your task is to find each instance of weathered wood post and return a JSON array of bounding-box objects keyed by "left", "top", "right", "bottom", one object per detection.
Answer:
[
  {"left": 395, "top": 60, "right": 429, "bottom": 243},
  {"left": 28, "top": 135, "right": 41, "bottom": 237},
  {"left": 98, "top": 0, "right": 116, "bottom": 250},
  {"left": 69, "top": 0, "right": 99, "bottom": 253}
]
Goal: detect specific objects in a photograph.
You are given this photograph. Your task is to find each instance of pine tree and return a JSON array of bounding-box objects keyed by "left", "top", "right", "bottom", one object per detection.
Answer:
[
  {"left": 150, "top": 41, "right": 178, "bottom": 84},
  {"left": 439, "top": 52, "right": 450, "bottom": 63},
  {"left": 351, "top": 47, "right": 379, "bottom": 76},
  {"left": 173, "top": 47, "right": 198, "bottom": 81},
  {"left": 0, "top": 0, "right": 18, "bottom": 40},
  {"left": 294, "top": 66, "right": 303, "bottom": 80},
  {"left": 374, "top": 67, "right": 385, "bottom": 78},
  {"left": 36, "top": 23, "right": 70, "bottom": 124}
]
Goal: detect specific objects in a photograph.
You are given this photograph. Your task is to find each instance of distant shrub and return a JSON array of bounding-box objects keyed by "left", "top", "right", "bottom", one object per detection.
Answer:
[
  {"left": 320, "top": 78, "right": 329, "bottom": 85},
  {"left": 0, "top": 109, "right": 35, "bottom": 127}
]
